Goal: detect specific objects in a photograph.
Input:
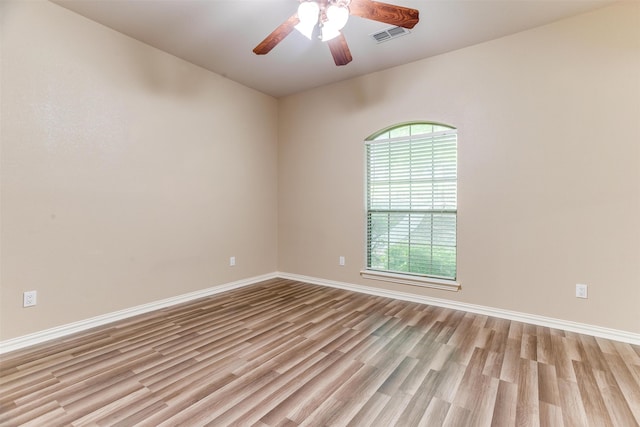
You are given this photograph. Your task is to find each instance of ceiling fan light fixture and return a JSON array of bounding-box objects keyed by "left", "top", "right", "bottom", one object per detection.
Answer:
[
  {"left": 295, "top": 1, "right": 320, "bottom": 39},
  {"left": 297, "top": 1, "right": 320, "bottom": 24},
  {"left": 326, "top": 4, "right": 349, "bottom": 31},
  {"left": 321, "top": 3, "right": 349, "bottom": 42}
]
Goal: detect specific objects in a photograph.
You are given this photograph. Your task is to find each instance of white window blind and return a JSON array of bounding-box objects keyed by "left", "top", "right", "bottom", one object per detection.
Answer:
[{"left": 366, "top": 123, "right": 457, "bottom": 280}]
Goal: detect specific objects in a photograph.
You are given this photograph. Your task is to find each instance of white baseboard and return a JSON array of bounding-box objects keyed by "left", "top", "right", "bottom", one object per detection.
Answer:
[
  {"left": 3, "top": 270, "right": 638, "bottom": 354},
  {"left": 0, "top": 272, "right": 278, "bottom": 355},
  {"left": 277, "top": 272, "right": 640, "bottom": 345}
]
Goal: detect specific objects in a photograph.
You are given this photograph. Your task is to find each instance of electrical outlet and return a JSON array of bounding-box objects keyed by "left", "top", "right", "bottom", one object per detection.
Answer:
[
  {"left": 576, "top": 284, "right": 588, "bottom": 299},
  {"left": 23, "top": 291, "right": 37, "bottom": 307},
  {"left": 339, "top": 256, "right": 345, "bottom": 266},
  {"left": 230, "top": 256, "right": 236, "bottom": 267}
]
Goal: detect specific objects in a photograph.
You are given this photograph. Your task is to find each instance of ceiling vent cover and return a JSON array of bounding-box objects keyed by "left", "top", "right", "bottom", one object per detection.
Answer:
[{"left": 370, "top": 26, "right": 410, "bottom": 43}]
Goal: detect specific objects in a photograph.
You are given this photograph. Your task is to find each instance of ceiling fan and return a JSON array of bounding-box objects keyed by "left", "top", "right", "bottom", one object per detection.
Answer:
[{"left": 253, "top": 0, "right": 419, "bottom": 66}]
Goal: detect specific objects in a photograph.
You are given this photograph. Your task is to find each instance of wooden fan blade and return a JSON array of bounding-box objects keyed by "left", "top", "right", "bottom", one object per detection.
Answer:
[
  {"left": 349, "top": 0, "right": 419, "bottom": 29},
  {"left": 327, "top": 33, "right": 353, "bottom": 66},
  {"left": 253, "top": 14, "right": 300, "bottom": 55}
]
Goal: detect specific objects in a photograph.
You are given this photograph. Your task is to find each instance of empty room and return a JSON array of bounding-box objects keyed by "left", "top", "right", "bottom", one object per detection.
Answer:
[{"left": 1, "top": 0, "right": 639, "bottom": 425}]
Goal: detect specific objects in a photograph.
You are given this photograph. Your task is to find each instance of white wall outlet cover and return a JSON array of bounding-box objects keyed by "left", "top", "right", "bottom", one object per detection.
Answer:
[
  {"left": 576, "top": 284, "right": 588, "bottom": 299},
  {"left": 23, "top": 291, "right": 37, "bottom": 307}
]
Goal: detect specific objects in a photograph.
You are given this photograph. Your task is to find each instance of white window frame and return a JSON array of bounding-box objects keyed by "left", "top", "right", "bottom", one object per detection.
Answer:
[{"left": 360, "top": 122, "right": 460, "bottom": 291}]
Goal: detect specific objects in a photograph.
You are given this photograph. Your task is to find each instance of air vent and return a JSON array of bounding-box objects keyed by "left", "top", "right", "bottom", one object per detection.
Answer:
[{"left": 370, "top": 26, "right": 410, "bottom": 43}]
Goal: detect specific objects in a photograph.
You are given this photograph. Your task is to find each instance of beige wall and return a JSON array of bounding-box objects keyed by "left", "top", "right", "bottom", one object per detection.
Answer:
[
  {"left": 0, "top": 1, "right": 278, "bottom": 340},
  {"left": 278, "top": 2, "right": 640, "bottom": 333},
  {"left": 1, "top": 1, "right": 638, "bottom": 343}
]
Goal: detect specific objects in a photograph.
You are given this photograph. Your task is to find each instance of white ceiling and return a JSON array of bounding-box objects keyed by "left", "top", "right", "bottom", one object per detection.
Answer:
[{"left": 52, "top": 0, "right": 616, "bottom": 98}]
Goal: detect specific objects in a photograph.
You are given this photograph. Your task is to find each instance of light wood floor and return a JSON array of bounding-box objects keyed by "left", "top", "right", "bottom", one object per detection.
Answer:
[{"left": 1, "top": 279, "right": 639, "bottom": 426}]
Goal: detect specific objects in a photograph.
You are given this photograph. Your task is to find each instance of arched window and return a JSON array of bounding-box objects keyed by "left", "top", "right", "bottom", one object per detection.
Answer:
[{"left": 362, "top": 122, "right": 458, "bottom": 289}]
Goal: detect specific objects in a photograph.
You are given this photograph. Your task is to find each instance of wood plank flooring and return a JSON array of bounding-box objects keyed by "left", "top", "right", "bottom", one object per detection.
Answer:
[{"left": 1, "top": 278, "right": 639, "bottom": 426}]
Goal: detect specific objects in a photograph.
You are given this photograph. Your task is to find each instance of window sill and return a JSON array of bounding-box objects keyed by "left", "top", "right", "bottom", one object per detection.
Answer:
[{"left": 360, "top": 270, "right": 461, "bottom": 292}]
